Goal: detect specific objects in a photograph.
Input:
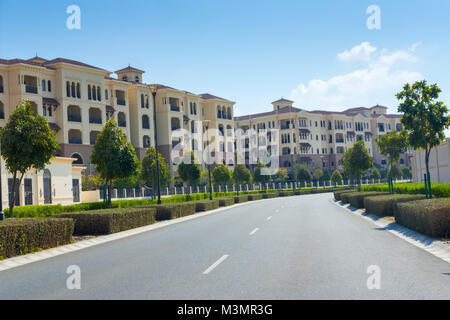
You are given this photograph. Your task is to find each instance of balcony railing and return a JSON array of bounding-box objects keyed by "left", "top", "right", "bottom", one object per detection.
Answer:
[
  {"left": 170, "top": 105, "right": 180, "bottom": 112},
  {"left": 25, "top": 85, "right": 38, "bottom": 94},
  {"left": 89, "top": 117, "right": 102, "bottom": 124},
  {"left": 143, "top": 124, "right": 150, "bottom": 129},
  {"left": 118, "top": 121, "right": 126, "bottom": 127},
  {"left": 172, "top": 126, "right": 180, "bottom": 131},
  {"left": 336, "top": 139, "right": 344, "bottom": 143},
  {"left": 117, "top": 99, "right": 126, "bottom": 106},
  {"left": 68, "top": 115, "right": 82, "bottom": 122},
  {"left": 69, "top": 139, "right": 82, "bottom": 144}
]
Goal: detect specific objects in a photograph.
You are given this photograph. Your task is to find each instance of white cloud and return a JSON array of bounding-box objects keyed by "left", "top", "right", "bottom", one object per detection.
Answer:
[
  {"left": 337, "top": 41, "right": 377, "bottom": 61},
  {"left": 290, "top": 42, "right": 423, "bottom": 112}
]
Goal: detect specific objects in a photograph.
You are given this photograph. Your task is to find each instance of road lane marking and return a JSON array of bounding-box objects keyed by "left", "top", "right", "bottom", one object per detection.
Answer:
[
  {"left": 249, "top": 228, "right": 259, "bottom": 235},
  {"left": 267, "top": 216, "right": 272, "bottom": 221},
  {"left": 203, "top": 255, "right": 229, "bottom": 274}
]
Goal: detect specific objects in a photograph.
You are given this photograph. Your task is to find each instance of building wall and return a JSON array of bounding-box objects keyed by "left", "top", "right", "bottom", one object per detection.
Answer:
[{"left": 411, "top": 139, "right": 450, "bottom": 183}]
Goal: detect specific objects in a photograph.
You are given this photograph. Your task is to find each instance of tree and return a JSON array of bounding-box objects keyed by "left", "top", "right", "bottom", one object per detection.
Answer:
[
  {"left": 402, "top": 166, "right": 412, "bottom": 180},
  {"left": 253, "top": 161, "right": 270, "bottom": 190},
  {"left": 331, "top": 170, "right": 343, "bottom": 186},
  {"left": 82, "top": 174, "right": 102, "bottom": 191},
  {"left": 177, "top": 151, "right": 201, "bottom": 191},
  {"left": 212, "top": 164, "right": 231, "bottom": 186},
  {"left": 397, "top": 80, "right": 450, "bottom": 197},
  {"left": 322, "top": 170, "right": 331, "bottom": 182},
  {"left": 141, "top": 146, "right": 170, "bottom": 195},
  {"left": 376, "top": 130, "right": 409, "bottom": 166},
  {"left": 342, "top": 140, "right": 373, "bottom": 185},
  {"left": 313, "top": 168, "right": 323, "bottom": 181},
  {"left": 295, "top": 164, "right": 313, "bottom": 184},
  {"left": 274, "top": 168, "right": 289, "bottom": 181},
  {"left": 232, "top": 164, "right": 251, "bottom": 195},
  {"left": 91, "top": 120, "right": 139, "bottom": 207},
  {"left": 388, "top": 163, "right": 403, "bottom": 180},
  {"left": 0, "top": 100, "right": 59, "bottom": 217},
  {"left": 369, "top": 167, "right": 381, "bottom": 180}
]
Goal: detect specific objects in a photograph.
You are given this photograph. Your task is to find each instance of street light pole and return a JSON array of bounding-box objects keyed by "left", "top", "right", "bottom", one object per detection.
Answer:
[
  {"left": 205, "top": 122, "right": 213, "bottom": 200},
  {"left": 151, "top": 87, "right": 162, "bottom": 204}
]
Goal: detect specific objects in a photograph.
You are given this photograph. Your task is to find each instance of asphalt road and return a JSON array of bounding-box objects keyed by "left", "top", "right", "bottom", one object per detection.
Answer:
[{"left": 0, "top": 193, "right": 449, "bottom": 299}]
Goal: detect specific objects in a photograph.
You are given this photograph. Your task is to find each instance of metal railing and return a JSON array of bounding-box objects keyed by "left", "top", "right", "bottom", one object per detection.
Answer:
[
  {"left": 170, "top": 105, "right": 180, "bottom": 112},
  {"left": 68, "top": 115, "right": 82, "bottom": 122},
  {"left": 117, "top": 99, "right": 126, "bottom": 106},
  {"left": 25, "top": 85, "right": 38, "bottom": 94}
]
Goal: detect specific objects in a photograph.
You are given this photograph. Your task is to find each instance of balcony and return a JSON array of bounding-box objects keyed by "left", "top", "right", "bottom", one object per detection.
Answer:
[
  {"left": 336, "top": 139, "right": 345, "bottom": 143},
  {"left": 89, "top": 117, "right": 102, "bottom": 124},
  {"left": 170, "top": 105, "right": 180, "bottom": 112},
  {"left": 68, "top": 115, "right": 82, "bottom": 122},
  {"left": 171, "top": 125, "right": 180, "bottom": 131},
  {"left": 25, "top": 86, "right": 38, "bottom": 94},
  {"left": 117, "top": 99, "right": 126, "bottom": 106},
  {"left": 69, "top": 139, "right": 82, "bottom": 144}
]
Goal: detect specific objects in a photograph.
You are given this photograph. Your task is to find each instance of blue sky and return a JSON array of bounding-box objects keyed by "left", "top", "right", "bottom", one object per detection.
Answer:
[{"left": 1, "top": 0, "right": 449, "bottom": 118}]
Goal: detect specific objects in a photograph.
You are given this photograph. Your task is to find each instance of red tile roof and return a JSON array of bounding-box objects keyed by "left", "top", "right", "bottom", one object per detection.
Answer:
[
  {"left": 115, "top": 66, "right": 145, "bottom": 74},
  {"left": 200, "top": 93, "right": 231, "bottom": 102}
]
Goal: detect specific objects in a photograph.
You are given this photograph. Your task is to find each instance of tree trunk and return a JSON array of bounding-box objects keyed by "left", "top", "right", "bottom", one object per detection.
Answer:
[
  {"left": 8, "top": 171, "right": 17, "bottom": 218},
  {"left": 107, "top": 180, "right": 112, "bottom": 208},
  {"left": 425, "top": 146, "right": 431, "bottom": 198}
]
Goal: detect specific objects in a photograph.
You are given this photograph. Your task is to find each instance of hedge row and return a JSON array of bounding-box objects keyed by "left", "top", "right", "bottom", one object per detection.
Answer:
[
  {"left": 234, "top": 195, "right": 249, "bottom": 203},
  {"left": 55, "top": 207, "right": 157, "bottom": 235},
  {"left": 364, "top": 194, "right": 426, "bottom": 217},
  {"left": 218, "top": 197, "right": 235, "bottom": 207},
  {"left": 262, "top": 192, "right": 279, "bottom": 199},
  {"left": 334, "top": 189, "right": 357, "bottom": 201},
  {"left": 195, "top": 200, "right": 220, "bottom": 212},
  {"left": 248, "top": 194, "right": 263, "bottom": 201},
  {"left": 0, "top": 218, "right": 74, "bottom": 259},
  {"left": 139, "top": 203, "right": 197, "bottom": 221},
  {"left": 346, "top": 192, "right": 390, "bottom": 209},
  {"left": 394, "top": 198, "right": 450, "bottom": 238},
  {"left": 361, "top": 182, "right": 450, "bottom": 198}
]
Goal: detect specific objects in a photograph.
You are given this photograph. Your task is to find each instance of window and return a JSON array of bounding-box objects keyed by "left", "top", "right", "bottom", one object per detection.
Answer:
[
  {"left": 42, "top": 79, "right": 46, "bottom": 91},
  {"left": 88, "top": 85, "right": 92, "bottom": 100},
  {"left": 142, "top": 115, "right": 150, "bottom": 129},
  {"left": 48, "top": 80, "right": 51, "bottom": 92},
  {"left": 66, "top": 81, "right": 71, "bottom": 97},
  {"left": 105, "top": 89, "right": 108, "bottom": 100}
]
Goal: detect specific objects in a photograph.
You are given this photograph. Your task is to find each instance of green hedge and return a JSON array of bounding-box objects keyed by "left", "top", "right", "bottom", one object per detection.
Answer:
[
  {"left": 217, "top": 197, "right": 235, "bottom": 207},
  {"left": 248, "top": 194, "right": 263, "bottom": 201},
  {"left": 334, "top": 189, "right": 357, "bottom": 201},
  {"left": 279, "top": 191, "right": 294, "bottom": 197},
  {"left": 55, "top": 207, "right": 156, "bottom": 235},
  {"left": 345, "top": 192, "right": 389, "bottom": 208},
  {"left": 361, "top": 182, "right": 450, "bottom": 198},
  {"left": 195, "top": 199, "right": 220, "bottom": 212},
  {"left": 364, "top": 194, "right": 426, "bottom": 217},
  {"left": 0, "top": 218, "right": 74, "bottom": 259},
  {"left": 394, "top": 198, "right": 450, "bottom": 238},
  {"left": 234, "top": 195, "right": 249, "bottom": 203},
  {"left": 140, "top": 203, "right": 197, "bottom": 221},
  {"left": 262, "top": 192, "right": 279, "bottom": 199}
]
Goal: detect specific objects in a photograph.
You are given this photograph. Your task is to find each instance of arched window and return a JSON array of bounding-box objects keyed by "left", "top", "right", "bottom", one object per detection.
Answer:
[
  {"left": 141, "top": 94, "right": 145, "bottom": 108},
  {"left": 89, "top": 108, "right": 102, "bottom": 124},
  {"left": 0, "top": 101, "right": 4, "bottom": 119},
  {"left": 105, "top": 89, "right": 108, "bottom": 100},
  {"left": 92, "top": 85, "right": 97, "bottom": 101},
  {"left": 47, "top": 80, "right": 51, "bottom": 92},
  {"left": 227, "top": 107, "right": 231, "bottom": 119},
  {"left": 142, "top": 115, "right": 150, "bottom": 129},
  {"left": 67, "top": 105, "right": 82, "bottom": 122},
  {"left": 97, "top": 86, "right": 101, "bottom": 101},
  {"left": 71, "top": 153, "right": 83, "bottom": 165},
  {"left": 135, "top": 76, "right": 140, "bottom": 83},
  {"left": 118, "top": 112, "right": 126, "bottom": 127},
  {"left": 217, "top": 106, "right": 221, "bottom": 118},
  {"left": 66, "top": 81, "right": 71, "bottom": 97},
  {"left": 76, "top": 83, "right": 81, "bottom": 98},
  {"left": 68, "top": 129, "right": 82, "bottom": 144},
  {"left": 42, "top": 79, "right": 46, "bottom": 91},
  {"left": 171, "top": 118, "right": 180, "bottom": 131},
  {"left": 87, "top": 85, "right": 92, "bottom": 100},
  {"left": 0, "top": 75, "right": 3, "bottom": 92},
  {"left": 192, "top": 139, "right": 198, "bottom": 150},
  {"left": 143, "top": 135, "right": 151, "bottom": 148},
  {"left": 71, "top": 82, "right": 75, "bottom": 98}
]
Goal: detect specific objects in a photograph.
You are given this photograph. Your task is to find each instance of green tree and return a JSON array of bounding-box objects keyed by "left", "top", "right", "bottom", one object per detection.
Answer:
[
  {"left": 313, "top": 168, "right": 324, "bottom": 181},
  {"left": 331, "top": 170, "right": 343, "bottom": 186},
  {"left": 177, "top": 151, "right": 201, "bottom": 192},
  {"left": 376, "top": 130, "right": 409, "bottom": 165},
  {"left": 141, "top": 146, "right": 170, "bottom": 195},
  {"left": 295, "top": 164, "right": 313, "bottom": 184},
  {"left": 253, "top": 161, "right": 271, "bottom": 190},
  {"left": 397, "top": 80, "right": 450, "bottom": 197},
  {"left": 342, "top": 140, "right": 373, "bottom": 185},
  {"left": 82, "top": 174, "right": 102, "bottom": 191},
  {"left": 0, "top": 100, "right": 59, "bottom": 217},
  {"left": 274, "top": 168, "right": 289, "bottom": 181},
  {"left": 388, "top": 163, "right": 403, "bottom": 180},
  {"left": 369, "top": 167, "right": 381, "bottom": 180},
  {"left": 402, "top": 166, "right": 412, "bottom": 180},
  {"left": 212, "top": 164, "right": 231, "bottom": 186},
  {"left": 322, "top": 170, "right": 331, "bottom": 182},
  {"left": 91, "top": 120, "right": 139, "bottom": 207},
  {"left": 232, "top": 164, "right": 251, "bottom": 195}
]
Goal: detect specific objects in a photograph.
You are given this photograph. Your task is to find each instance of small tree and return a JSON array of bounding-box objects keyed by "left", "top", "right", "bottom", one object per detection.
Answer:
[
  {"left": 342, "top": 140, "right": 373, "bottom": 186},
  {"left": 232, "top": 164, "right": 251, "bottom": 195},
  {"left": 0, "top": 100, "right": 59, "bottom": 217},
  {"left": 253, "top": 161, "right": 271, "bottom": 191},
  {"left": 388, "top": 163, "right": 403, "bottom": 180},
  {"left": 274, "top": 168, "right": 289, "bottom": 181},
  {"left": 212, "top": 164, "right": 231, "bottom": 187},
  {"left": 402, "top": 166, "right": 412, "bottom": 180},
  {"left": 141, "top": 146, "right": 170, "bottom": 196},
  {"left": 313, "top": 168, "right": 324, "bottom": 182},
  {"left": 296, "top": 164, "right": 313, "bottom": 185},
  {"left": 369, "top": 167, "right": 381, "bottom": 180},
  {"left": 397, "top": 80, "right": 450, "bottom": 197},
  {"left": 322, "top": 170, "right": 331, "bottom": 185},
  {"left": 376, "top": 130, "right": 409, "bottom": 166},
  {"left": 177, "top": 151, "right": 201, "bottom": 192},
  {"left": 331, "top": 170, "right": 343, "bottom": 186},
  {"left": 82, "top": 174, "right": 102, "bottom": 191},
  {"left": 91, "top": 120, "right": 139, "bottom": 207}
]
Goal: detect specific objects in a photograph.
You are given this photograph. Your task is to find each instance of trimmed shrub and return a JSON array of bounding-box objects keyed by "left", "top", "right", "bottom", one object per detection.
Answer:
[
  {"left": 334, "top": 189, "right": 356, "bottom": 201},
  {"left": 346, "top": 192, "right": 389, "bottom": 208},
  {"left": 217, "top": 197, "right": 234, "bottom": 207},
  {"left": 3, "top": 204, "right": 64, "bottom": 218},
  {"left": 394, "top": 198, "right": 450, "bottom": 238},
  {"left": 195, "top": 199, "right": 220, "bottom": 212},
  {"left": 234, "top": 195, "right": 249, "bottom": 203},
  {"left": 279, "top": 191, "right": 294, "bottom": 197},
  {"left": 142, "top": 203, "right": 197, "bottom": 221},
  {"left": 361, "top": 182, "right": 450, "bottom": 198},
  {"left": 248, "top": 194, "right": 263, "bottom": 201},
  {"left": 55, "top": 207, "right": 156, "bottom": 235},
  {"left": 262, "top": 192, "right": 278, "bottom": 199},
  {"left": 0, "top": 218, "right": 74, "bottom": 259},
  {"left": 364, "top": 194, "right": 426, "bottom": 217}
]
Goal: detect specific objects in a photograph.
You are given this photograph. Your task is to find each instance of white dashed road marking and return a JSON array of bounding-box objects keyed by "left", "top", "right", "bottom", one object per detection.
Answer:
[{"left": 203, "top": 255, "right": 229, "bottom": 274}]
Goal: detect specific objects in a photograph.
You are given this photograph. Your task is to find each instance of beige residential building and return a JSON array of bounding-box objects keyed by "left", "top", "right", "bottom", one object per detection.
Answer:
[{"left": 234, "top": 99, "right": 413, "bottom": 173}]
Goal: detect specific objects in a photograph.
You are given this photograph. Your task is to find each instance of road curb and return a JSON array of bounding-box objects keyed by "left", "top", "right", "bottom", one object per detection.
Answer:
[
  {"left": 330, "top": 199, "right": 450, "bottom": 264},
  {"left": 0, "top": 196, "right": 282, "bottom": 272}
]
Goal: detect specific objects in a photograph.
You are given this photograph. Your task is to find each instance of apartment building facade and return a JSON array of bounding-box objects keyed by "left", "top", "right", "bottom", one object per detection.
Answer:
[
  {"left": 0, "top": 56, "right": 235, "bottom": 178},
  {"left": 234, "top": 99, "right": 413, "bottom": 173}
]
